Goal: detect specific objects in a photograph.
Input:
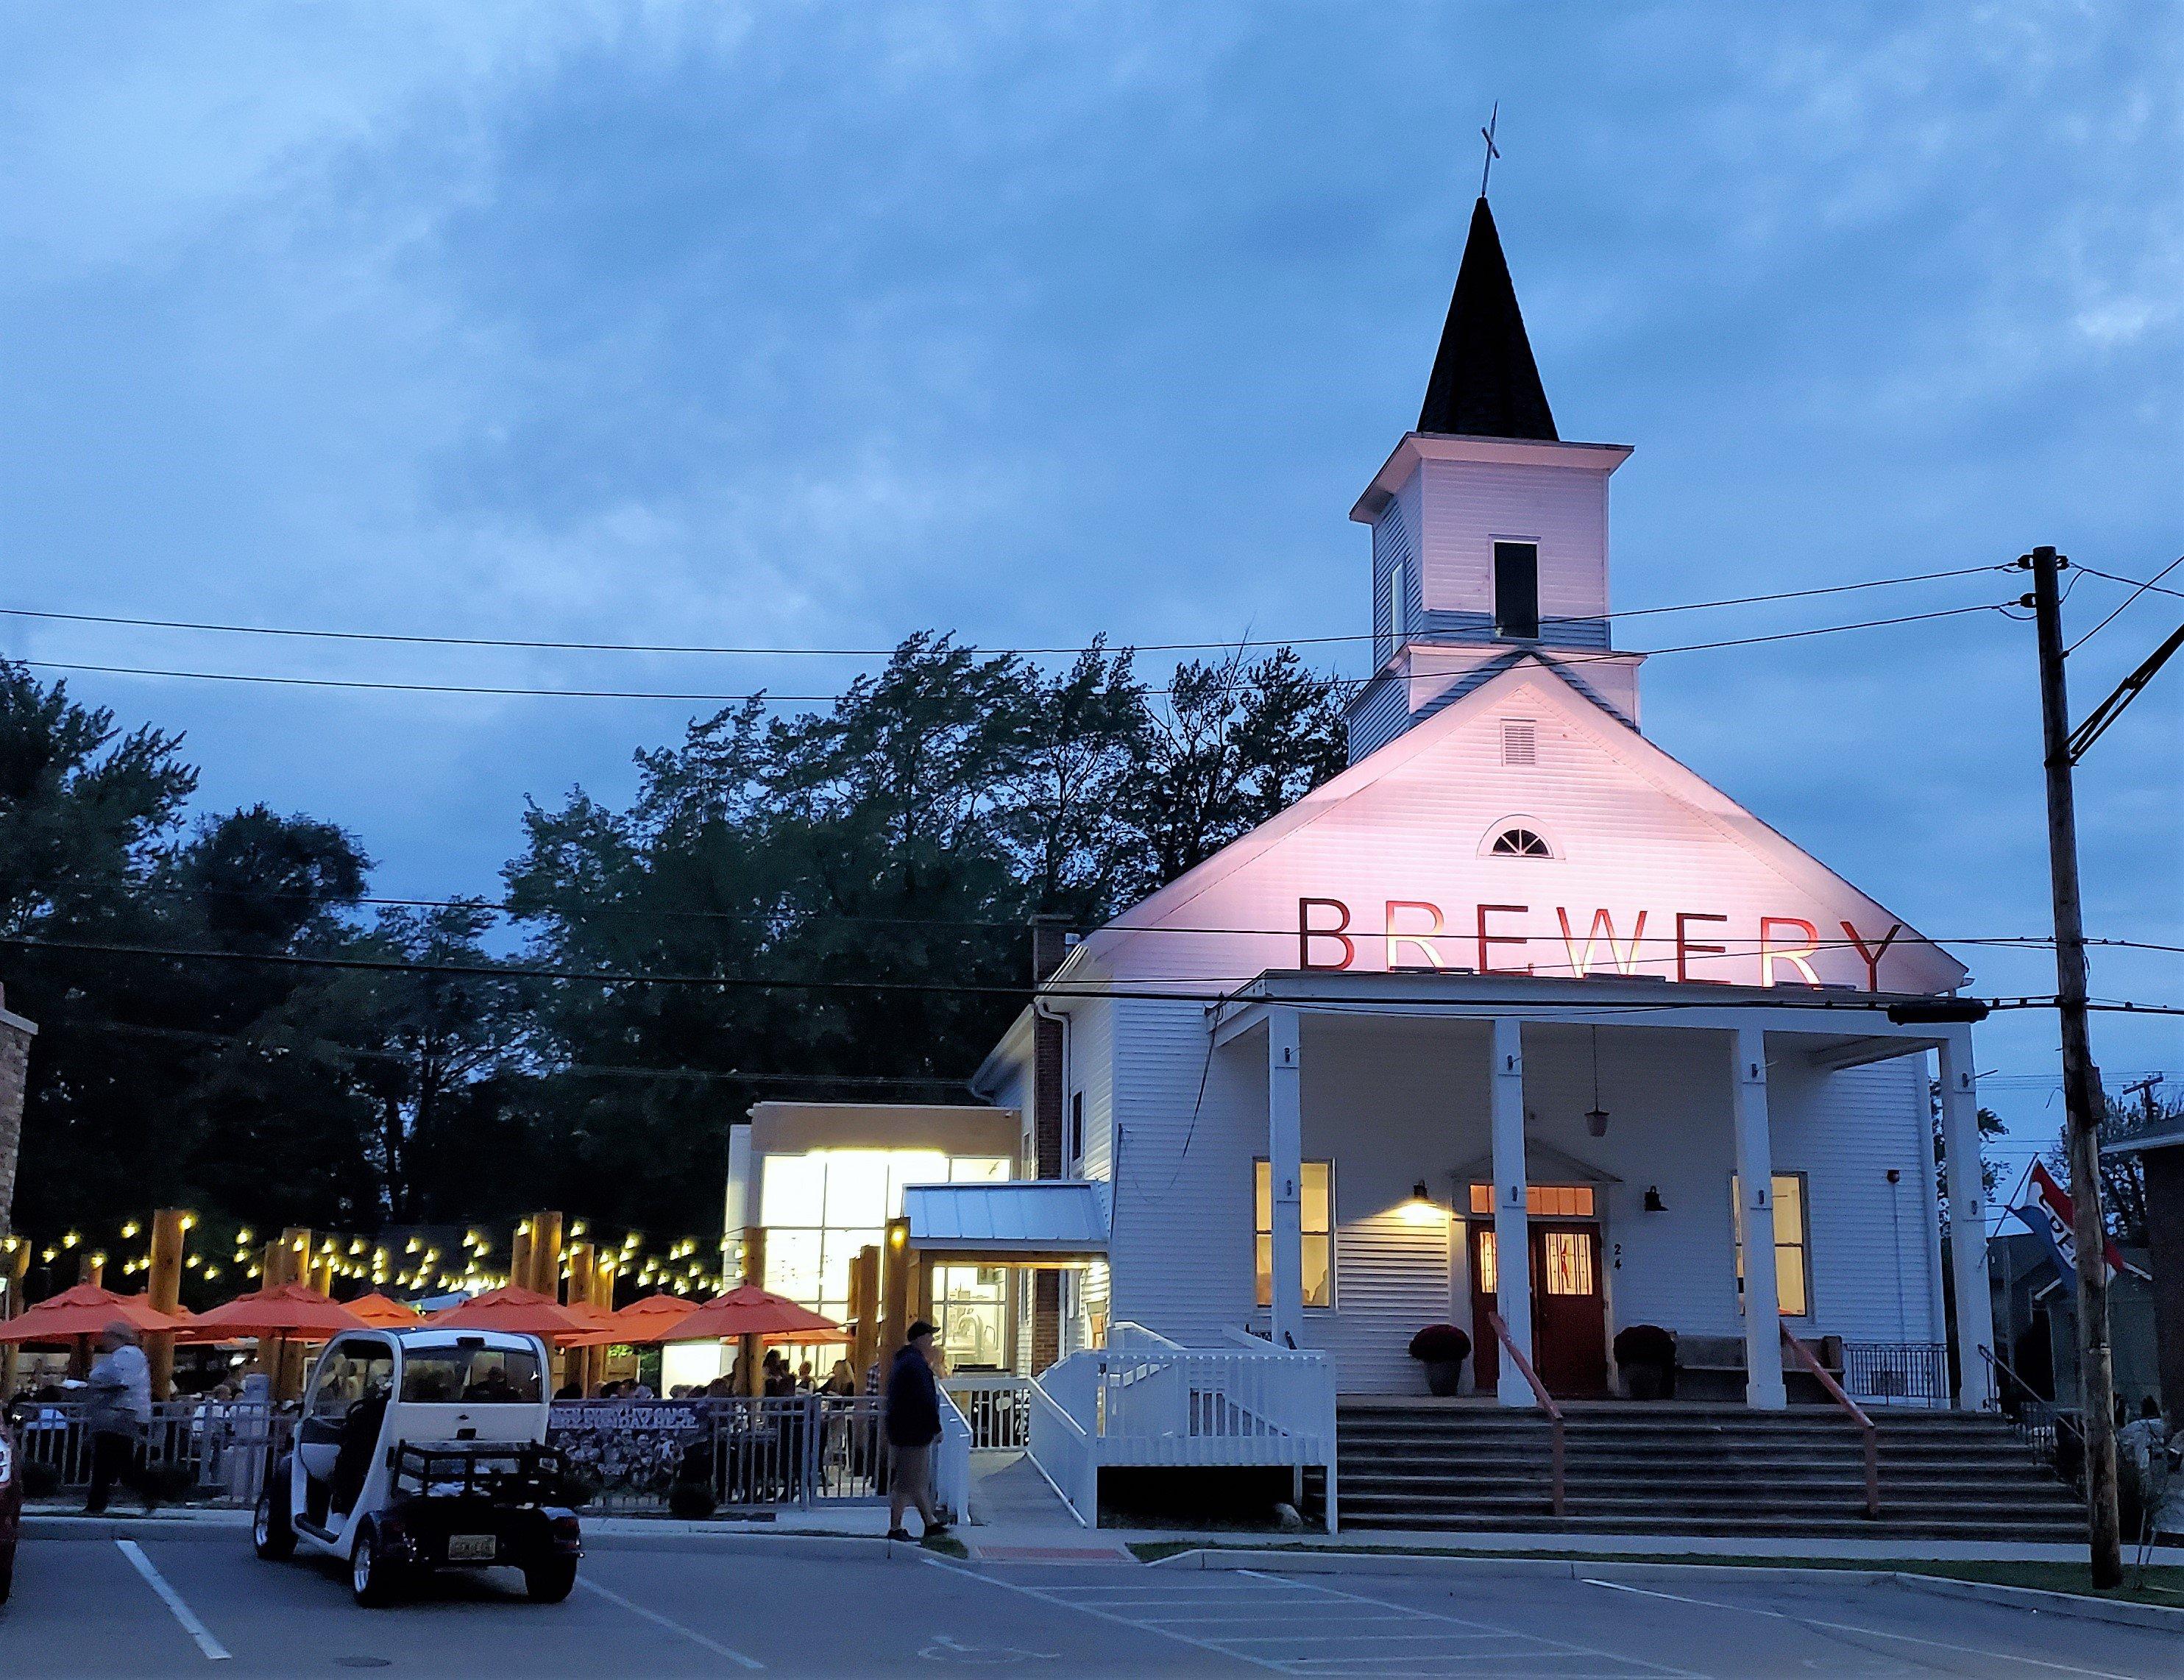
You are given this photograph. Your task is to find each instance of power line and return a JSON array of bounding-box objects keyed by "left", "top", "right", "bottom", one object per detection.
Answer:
[
  {"left": 9, "top": 603, "right": 2014, "bottom": 704},
  {"left": 0, "top": 564, "right": 2012, "bottom": 659},
  {"left": 85, "top": 885, "right": 2184, "bottom": 954},
  {"left": 2066, "top": 556, "right": 2184, "bottom": 655},
  {"left": 1, "top": 931, "right": 2173, "bottom": 1016},
  {"left": 2073, "top": 561, "right": 2184, "bottom": 606}
]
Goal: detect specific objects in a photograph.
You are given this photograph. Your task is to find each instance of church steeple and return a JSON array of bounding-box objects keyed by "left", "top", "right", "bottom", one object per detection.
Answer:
[{"left": 1416, "top": 197, "right": 1558, "bottom": 442}]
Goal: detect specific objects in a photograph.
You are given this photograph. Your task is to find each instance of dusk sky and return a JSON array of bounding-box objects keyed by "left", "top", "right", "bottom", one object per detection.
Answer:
[{"left": 2, "top": 4, "right": 2177, "bottom": 1174}]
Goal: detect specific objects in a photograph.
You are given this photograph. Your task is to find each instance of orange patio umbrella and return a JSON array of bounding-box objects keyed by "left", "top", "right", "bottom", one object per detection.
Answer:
[
  {"left": 429, "top": 1284, "right": 614, "bottom": 1345},
  {"left": 184, "top": 1281, "right": 369, "bottom": 1341},
  {"left": 342, "top": 1291, "right": 425, "bottom": 1328},
  {"left": 670, "top": 1283, "right": 843, "bottom": 1344},
  {"left": 604, "top": 1291, "right": 701, "bottom": 1343},
  {"left": 0, "top": 1282, "right": 192, "bottom": 1344}
]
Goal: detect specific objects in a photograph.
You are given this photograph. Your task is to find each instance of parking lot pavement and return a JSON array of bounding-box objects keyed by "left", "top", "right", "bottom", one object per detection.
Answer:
[{"left": 4, "top": 1536, "right": 2182, "bottom": 1677}]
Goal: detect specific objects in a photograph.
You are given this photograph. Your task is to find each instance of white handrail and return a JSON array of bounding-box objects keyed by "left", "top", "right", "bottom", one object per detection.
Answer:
[
  {"left": 934, "top": 1385, "right": 977, "bottom": 1525},
  {"left": 1026, "top": 1374, "right": 1097, "bottom": 1526}
]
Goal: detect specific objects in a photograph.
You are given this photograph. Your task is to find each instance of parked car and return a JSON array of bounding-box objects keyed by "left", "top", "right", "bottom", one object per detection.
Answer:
[
  {"left": 254, "top": 1328, "right": 581, "bottom": 1606},
  {"left": 0, "top": 1405, "right": 20, "bottom": 1602}
]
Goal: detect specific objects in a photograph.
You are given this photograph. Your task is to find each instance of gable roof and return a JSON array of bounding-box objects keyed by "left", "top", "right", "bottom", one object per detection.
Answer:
[
  {"left": 1081, "top": 654, "right": 1966, "bottom": 996},
  {"left": 1417, "top": 197, "right": 1559, "bottom": 442}
]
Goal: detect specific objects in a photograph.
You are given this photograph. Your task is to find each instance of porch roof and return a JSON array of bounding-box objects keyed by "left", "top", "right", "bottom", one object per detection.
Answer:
[
  {"left": 901, "top": 1180, "right": 1110, "bottom": 1258},
  {"left": 1206, "top": 969, "right": 1965, "bottom": 1067}
]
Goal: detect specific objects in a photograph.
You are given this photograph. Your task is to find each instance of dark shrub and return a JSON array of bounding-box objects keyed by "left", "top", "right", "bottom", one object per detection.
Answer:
[
  {"left": 1407, "top": 1325, "right": 1472, "bottom": 1364},
  {"left": 147, "top": 1461, "right": 198, "bottom": 1503},
  {"left": 19, "top": 1459, "right": 60, "bottom": 1499},
  {"left": 666, "top": 1478, "right": 717, "bottom": 1520}
]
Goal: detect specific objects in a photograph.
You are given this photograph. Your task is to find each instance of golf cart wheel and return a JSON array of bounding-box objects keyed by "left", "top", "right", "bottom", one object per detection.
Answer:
[
  {"left": 253, "top": 1467, "right": 296, "bottom": 1562},
  {"left": 349, "top": 1522, "right": 403, "bottom": 1608},
  {"left": 524, "top": 1558, "right": 578, "bottom": 1603}
]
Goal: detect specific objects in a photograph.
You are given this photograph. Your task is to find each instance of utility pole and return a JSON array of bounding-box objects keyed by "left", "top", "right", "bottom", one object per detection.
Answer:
[{"left": 2026, "top": 545, "right": 2122, "bottom": 1587}]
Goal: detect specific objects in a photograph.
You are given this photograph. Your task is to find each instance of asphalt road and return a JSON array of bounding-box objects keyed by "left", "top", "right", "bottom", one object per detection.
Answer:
[{"left": 4, "top": 1534, "right": 2180, "bottom": 1678}]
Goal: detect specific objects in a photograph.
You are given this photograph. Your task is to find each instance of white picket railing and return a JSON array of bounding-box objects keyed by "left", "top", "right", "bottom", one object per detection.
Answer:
[
  {"left": 1025, "top": 1323, "right": 1337, "bottom": 1531},
  {"left": 941, "top": 1373, "right": 1031, "bottom": 1450},
  {"left": 934, "top": 1386, "right": 976, "bottom": 1523}
]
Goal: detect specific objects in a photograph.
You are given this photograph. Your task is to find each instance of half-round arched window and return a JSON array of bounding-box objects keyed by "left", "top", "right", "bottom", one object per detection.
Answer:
[{"left": 1489, "top": 826, "right": 1553, "bottom": 859}]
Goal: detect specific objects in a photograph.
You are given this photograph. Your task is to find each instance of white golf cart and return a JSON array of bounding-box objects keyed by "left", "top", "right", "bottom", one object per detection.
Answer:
[{"left": 253, "top": 1327, "right": 582, "bottom": 1606}]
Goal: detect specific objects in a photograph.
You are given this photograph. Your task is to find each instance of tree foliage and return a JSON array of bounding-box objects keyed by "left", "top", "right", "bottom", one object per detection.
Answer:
[{"left": 2, "top": 637, "right": 1350, "bottom": 1258}]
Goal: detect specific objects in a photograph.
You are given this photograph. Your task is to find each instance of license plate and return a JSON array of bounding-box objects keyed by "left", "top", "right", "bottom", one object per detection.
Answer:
[{"left": 446, "top": 1534, "right": 497, "bottom": 1562}]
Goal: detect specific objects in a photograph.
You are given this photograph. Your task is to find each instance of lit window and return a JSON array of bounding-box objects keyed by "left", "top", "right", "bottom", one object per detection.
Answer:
[
  {"left": 1541, "top": 1230, "right": 1595, "bottom": 1296},
  {"left": 1255, "top": 1159, "right": 1333, "bottom": 1308},
  {"left": 1475, "top": 1228, "right": 1497, "bottom": 1293},
  {"left": 1468, "top": 1183, "right": 1595, "bottom": 1217},
  {"left": 1731, "top": 1172, "right": 1811, "bottom": 1317},
  {"left": 1489, "top": 827, "right": 1552, "bottom": 858}
]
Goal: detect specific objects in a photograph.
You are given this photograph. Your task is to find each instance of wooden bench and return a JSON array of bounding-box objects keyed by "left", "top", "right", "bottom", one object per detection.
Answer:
[{"left": 1672, "top": 1332, "right": 1845, "bottom": 1404}]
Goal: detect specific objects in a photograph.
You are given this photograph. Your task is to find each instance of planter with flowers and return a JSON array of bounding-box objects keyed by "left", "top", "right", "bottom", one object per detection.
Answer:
[{"left": 1407, "top": 1323, "right": 1472, "bottom": 1397}]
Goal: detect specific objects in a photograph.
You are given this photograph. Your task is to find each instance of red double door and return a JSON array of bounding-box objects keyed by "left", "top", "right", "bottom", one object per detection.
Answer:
[{"left": 1468, "top": 1220, "right": 1609, "bottom": 1398}]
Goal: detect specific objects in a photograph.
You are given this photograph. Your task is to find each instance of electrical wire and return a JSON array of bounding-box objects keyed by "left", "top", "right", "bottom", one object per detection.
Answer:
[
  {"left": 0, "top": 931, "right": 2173, "bottom": 1016},
  {"left": 0, "top": 563, "right": 2013, "bottom": 659},
  {"left": 8, "top": 603, "right": 2015, "bottom": 703},
  {"left": 2066, "top": 556, "right": 2184, "bottom": 655}
]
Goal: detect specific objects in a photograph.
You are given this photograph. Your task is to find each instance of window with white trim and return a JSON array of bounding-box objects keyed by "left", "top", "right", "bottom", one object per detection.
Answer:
[
  {"left": 1254, "top": 1159, "right": 1333, "bottom": 1308},
  {"left": 1731, "top": 1171, "right": 1812, "bottom": 1318}
]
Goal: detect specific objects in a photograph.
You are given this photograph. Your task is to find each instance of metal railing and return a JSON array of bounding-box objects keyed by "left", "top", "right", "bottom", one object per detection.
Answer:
[
  {"left": 1840, "top": 1341, "right": 1951, "bottom": 1409},
  {"left": 1979, "top": 1345, "right": 2085, "bottom": 1489},
  {"left": 942, "top": 1374, "right": 1030, "bottom": 1450},
  {"left": 1486, "top": 1311, "right": 1564, "bottom": 1518},
  {"left": 547, "top": 1394, "right": 900, "bottom": 1513},
  {"left": 1784, "top": 1323, "right": 1880, "bottom": 1518},
  {"left": 11, "top": 1400, "right": 291, "bottom": 1507}
]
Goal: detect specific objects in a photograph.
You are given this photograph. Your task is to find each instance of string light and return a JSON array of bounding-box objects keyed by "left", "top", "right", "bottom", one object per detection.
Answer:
[{"left": 120, "top": 1220, "right": 141, "bottom": 1239}]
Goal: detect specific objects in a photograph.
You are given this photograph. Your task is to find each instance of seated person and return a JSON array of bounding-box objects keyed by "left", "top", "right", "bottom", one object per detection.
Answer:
[
  {"left": 330, "top": 1380, "right": 389, "bottom": 1514},
  {"left": 463, "top": 1364, "right": 517, "bottom": 1403}
]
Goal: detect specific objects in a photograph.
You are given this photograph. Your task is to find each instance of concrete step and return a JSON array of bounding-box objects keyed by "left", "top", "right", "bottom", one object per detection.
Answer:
[{"left": 1335, "top": 1509, "right": 2087, "bottom": 1542}]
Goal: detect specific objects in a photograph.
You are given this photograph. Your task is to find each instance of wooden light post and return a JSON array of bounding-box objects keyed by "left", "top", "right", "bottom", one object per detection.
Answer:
[
  {"left": 879, "top": 1219, "right": 911, "bottom": 1365},
  {"left": 737, "top": 1225, "right": 765, "bottom": 1396},
  {"left": 528, "top": 1212, "right": 564, "bottom": 1297},
  {"left": 587, "top": 1252, "right": 616, "bottom": 1397},
  {"left": 565, "top": 1241, "right": 595, "bottom": 1396},
  {"left": 510, "top": 1223, "right": 533, "bottom": 1293},
  {"left": 275, "top": 1227, "right": 311, "bottom": 1399},
  {"left": 850, "top": 1246, "right": 881, "bottom": 1391},
  {"left": 145, "top": 1209, "right": 188, "bottom": 1400},
  {"left": 76, "top": 1250, "right": 104, "bottom": 1289}
]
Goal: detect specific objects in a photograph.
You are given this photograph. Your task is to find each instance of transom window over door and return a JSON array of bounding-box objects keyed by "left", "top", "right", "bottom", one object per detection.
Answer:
[{"left": 1255, "top": 1159, "right": 1333, "bottom": 1308}]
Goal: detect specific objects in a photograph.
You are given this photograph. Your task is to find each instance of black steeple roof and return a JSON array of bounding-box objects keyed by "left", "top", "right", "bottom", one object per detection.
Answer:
[{"left": 1416, "top": 196, "right": 1558, "bottom": 442}]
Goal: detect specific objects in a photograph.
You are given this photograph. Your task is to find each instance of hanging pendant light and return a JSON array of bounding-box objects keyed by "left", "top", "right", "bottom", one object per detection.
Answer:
[{"left": 1585, "top": 1024, "right": 1611, "bottom": 1138}]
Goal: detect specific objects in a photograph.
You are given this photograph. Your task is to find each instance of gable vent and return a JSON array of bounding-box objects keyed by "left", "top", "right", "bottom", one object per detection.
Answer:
[{"left": 1500, "top": 719, "right": 1536, "bottom": 767}]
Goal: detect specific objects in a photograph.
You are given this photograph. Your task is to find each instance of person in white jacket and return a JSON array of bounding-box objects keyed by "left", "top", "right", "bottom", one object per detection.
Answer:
[{"left": 83, "top": 1322, "right": 156, "bottom": 1515}]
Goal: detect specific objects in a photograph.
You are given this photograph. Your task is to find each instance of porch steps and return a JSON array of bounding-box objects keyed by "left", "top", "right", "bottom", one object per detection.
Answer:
[{"left": 1333, "top": 1400, "right": 2085, "bottom": 1542}]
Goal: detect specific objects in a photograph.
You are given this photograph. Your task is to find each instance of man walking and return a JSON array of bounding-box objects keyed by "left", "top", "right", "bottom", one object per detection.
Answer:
[
  {"left": 883, "top": 1320, "right": 947, "bottom": 1542},
  {"left": 84, "top": 1321, "right": 156, "bottom": 1515}
]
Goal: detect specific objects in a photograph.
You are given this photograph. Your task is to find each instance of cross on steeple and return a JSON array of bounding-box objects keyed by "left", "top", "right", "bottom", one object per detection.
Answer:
[{"left": 1478, "top": 102, "right": 1500, "bottom": 199}]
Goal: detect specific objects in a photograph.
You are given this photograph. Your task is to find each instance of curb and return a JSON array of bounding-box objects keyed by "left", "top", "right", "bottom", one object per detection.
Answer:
[
  {"left": 22, "top": 1510, "right": 939, "bottom": 1562},
  {"left": 1892, "top": 1570, "right": 2184, "bottom": 1634},
  {"left": 1153, "top": 1548, "right": 2184, "bottom": 1634}
]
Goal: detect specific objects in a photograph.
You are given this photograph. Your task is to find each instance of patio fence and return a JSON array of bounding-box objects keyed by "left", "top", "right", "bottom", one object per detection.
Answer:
[
  {"left": 13, "top": 1392, "right": 974, "bottom": 1521},
  {"left": 942, "top": 1374, "right": 1029, "bottom": 1450},
  {"left": 13, "top": 1400, "right": 291, "bottom": 1507}
]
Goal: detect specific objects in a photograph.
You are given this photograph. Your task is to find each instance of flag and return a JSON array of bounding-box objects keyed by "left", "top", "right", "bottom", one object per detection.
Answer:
[{"left": 2008, "top": 1160, "right": 2127, "bottom": 1281}]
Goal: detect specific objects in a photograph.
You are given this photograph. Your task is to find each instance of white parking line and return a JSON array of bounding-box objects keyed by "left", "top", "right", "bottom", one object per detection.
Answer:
[
  {"left": 1581, "top": 1578, "right": 2138, "bottom": 1680},
  {"left": 1235, "top": 1571, "right": 1703, "bottom": 1679},
  {"left": 576, "top": 1576, "right": 764, "bottom": 1669},
  {"left": 115, "top": 1539, "right": 232, "bottom": 1662},
  {"left": 921, "top": 1555, "right": 1289, "bottom": 1671}
]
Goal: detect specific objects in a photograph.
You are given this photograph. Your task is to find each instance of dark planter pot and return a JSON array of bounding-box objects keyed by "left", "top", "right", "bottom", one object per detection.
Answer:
[
  {"left": 1624, "top": 1362, "right": 1670, "bottom": 1402},
  {"left": 1423, "top": 1358, "right": 1465, "bottom": 1397}
]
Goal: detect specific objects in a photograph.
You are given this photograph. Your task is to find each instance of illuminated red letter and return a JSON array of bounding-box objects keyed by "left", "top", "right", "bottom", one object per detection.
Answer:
[
  {"left": 1759, "top": 917, "right": 1823, "bottom": 988},
  {"left": 1840, "top": 921, "right": 1903, "bottom": 992},
  {"left": 1477, "top": 904, "right": 1531, "bottom": 976},
  {"left": 1557, "top": 907, "right": 1646, "bottom": 978},
  {"left": 1299, "top": 898, "right": 1355, "bottom": 971},
  {"left": 1676, "top": 912, "right": 1729, "bottom": 984},
  {"left": 1384, "top": 901, "right": 1449, "bottom": 971}
]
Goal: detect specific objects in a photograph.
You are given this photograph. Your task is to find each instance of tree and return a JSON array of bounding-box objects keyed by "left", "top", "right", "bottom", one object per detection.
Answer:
[{"left": 2041, "top": 1082, "right": 2181, "bottom": 1249}]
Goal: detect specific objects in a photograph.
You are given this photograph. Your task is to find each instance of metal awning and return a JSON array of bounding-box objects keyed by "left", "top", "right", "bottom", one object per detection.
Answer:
[{"left": 901, "top": 1180, "right": 1110, "bottom": 1263}]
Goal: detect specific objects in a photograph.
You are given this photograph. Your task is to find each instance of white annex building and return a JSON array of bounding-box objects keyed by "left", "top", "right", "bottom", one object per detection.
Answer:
[{"left": 726, "top": 196, "right": 2008, "bottom": 1483}]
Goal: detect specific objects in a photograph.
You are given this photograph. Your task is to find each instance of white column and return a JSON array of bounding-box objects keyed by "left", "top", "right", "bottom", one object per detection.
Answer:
[
  {"left": 1267, "top": 1007, "right": 1305, "bottom": 1352},
  {"left": 1490, "top": 1017, "right": 1535, "bottom": 1406},
  {"left": 1731, "top": 1027, "right": 1787, "bottom": 1409},
  {"left": 1939, "top": 1029, "right": 1996, "bottom": 1408}
]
